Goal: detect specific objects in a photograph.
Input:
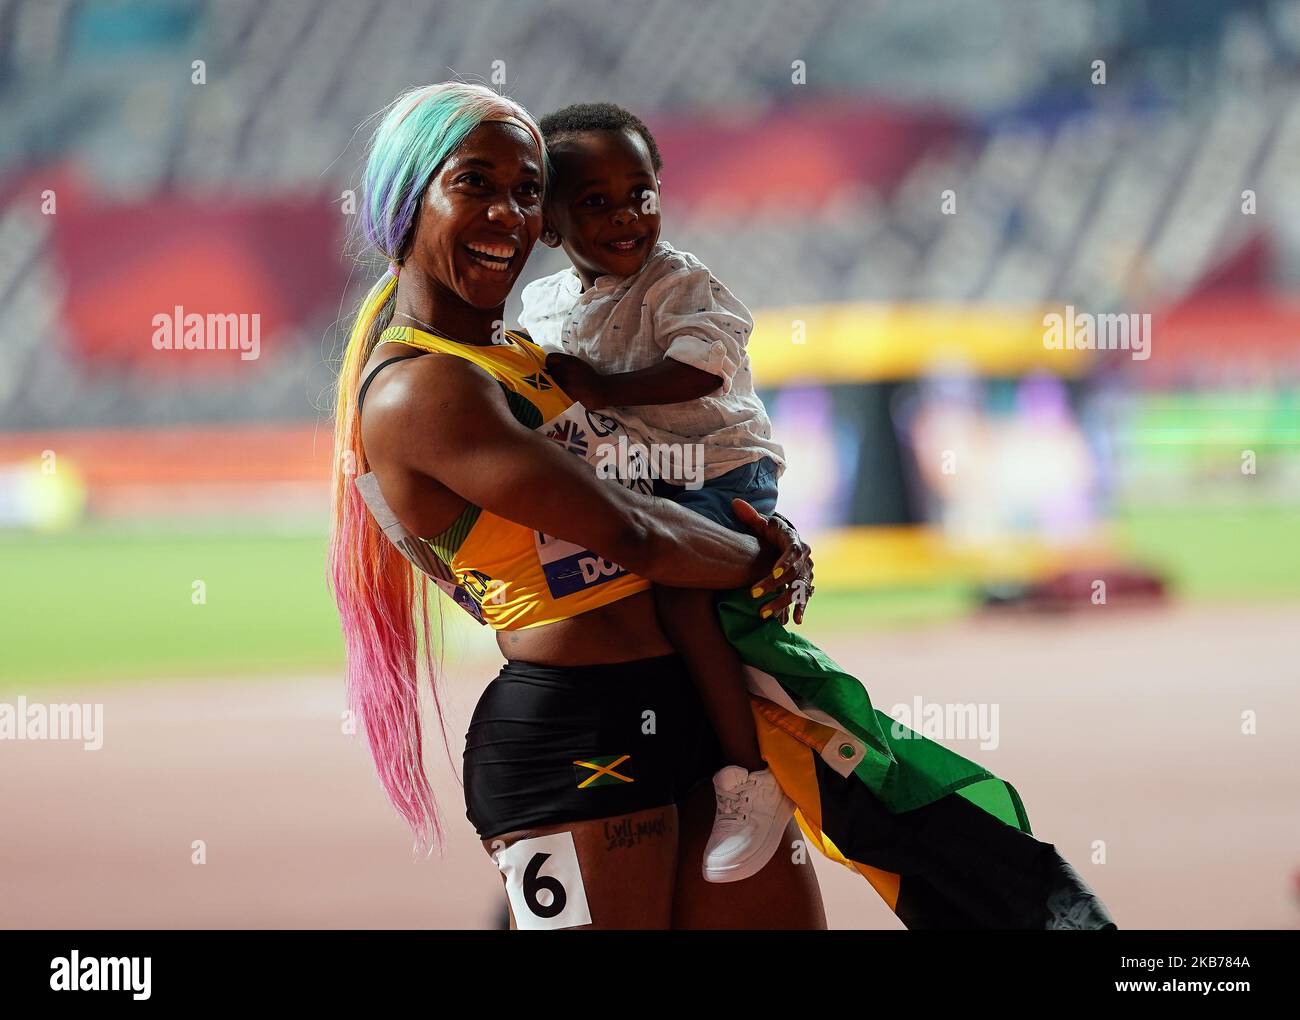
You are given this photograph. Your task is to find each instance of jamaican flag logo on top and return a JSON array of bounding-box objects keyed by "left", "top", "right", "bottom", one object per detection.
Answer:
[{"left": 573, "top": 754, "right": 633, "bottom": 789}]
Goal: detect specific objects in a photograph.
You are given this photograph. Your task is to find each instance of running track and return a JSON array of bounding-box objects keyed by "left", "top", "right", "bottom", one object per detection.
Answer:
[{"left": 2, "top": 603, "right": 1296, "bottom": 929}]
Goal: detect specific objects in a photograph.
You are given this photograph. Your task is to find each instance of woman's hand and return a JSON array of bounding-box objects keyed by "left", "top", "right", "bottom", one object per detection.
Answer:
[
  {"left": 732, "top": 499, "right": 815, "bottom": 625},
  {"left": 545, "top": 352, "right": 609, "bottom": 410}
]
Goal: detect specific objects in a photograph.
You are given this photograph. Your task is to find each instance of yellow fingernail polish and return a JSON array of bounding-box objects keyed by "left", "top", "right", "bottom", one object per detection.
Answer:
[
  {"left": 761, "top": 608, "right": 772, "bottom": 618},
  {"left": 751, "top": 586, "right": 763, "bottom": 598},
  {"left": 773, "top": 567, "right": 784, "bottom": 579}
]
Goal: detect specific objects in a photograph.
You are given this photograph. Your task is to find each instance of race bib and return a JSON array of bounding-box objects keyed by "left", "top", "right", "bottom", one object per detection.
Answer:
[{"left": 494, "top": 832, "right": 592, "bottom": 931}]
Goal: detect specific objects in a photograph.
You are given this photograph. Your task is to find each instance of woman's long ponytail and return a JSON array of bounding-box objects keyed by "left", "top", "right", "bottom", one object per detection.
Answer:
[{"left": 330, "top": 270, "right": 450, "bottom": 852}]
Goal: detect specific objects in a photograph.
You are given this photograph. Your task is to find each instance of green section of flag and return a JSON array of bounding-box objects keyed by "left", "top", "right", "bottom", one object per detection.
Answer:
[
  {"left": 718, "top": 590, "right": 1028, "bottom": 828},
  {"left": 718, "top": 588, "right": 1048, "bottom": 927}
]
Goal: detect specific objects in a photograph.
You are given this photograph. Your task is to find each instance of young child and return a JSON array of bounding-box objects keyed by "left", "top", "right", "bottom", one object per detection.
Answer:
[{"left": 519, "top": 102, "right": 798, "bottom": 883}]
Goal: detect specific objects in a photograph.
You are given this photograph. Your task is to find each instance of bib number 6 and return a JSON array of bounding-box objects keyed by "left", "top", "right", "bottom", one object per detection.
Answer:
[
  {"left": 522, "top": 852, "right": 567, "bottom": 918},
  {"left": 495, "top": 831, "right": 591, "bottom": 930}
]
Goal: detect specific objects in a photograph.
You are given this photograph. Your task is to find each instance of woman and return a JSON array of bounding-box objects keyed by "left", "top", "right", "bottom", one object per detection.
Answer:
[{"left": 329, "top": 83, "right": 825, "bottom": 929}]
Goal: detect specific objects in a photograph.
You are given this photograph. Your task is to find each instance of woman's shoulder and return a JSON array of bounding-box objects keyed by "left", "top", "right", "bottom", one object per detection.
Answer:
[{"left": 362, "top": 347, "right": 500, "bottom": 425}]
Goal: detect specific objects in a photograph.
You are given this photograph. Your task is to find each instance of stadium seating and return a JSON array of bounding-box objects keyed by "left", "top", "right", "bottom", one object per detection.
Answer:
[{"left": 1, "top": 0, "right": 1298, "bottom": 428}]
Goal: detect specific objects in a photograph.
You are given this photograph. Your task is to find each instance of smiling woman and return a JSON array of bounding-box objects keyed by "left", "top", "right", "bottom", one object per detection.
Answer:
[
  {"left": 393, "top": 130, "right": 543, "bottom": 299},
  {"left": 328, "top": 82, "right": 822, "bottom": 930}
]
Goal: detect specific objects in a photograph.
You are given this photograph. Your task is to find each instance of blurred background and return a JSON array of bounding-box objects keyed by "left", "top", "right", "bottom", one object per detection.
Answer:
[{"left": 1, "top": 0, "right": 1297, "bottom": 929}]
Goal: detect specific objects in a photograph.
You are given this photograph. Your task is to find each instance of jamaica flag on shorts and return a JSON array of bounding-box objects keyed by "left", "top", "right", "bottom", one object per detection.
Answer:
[
  {"left": 717, "top": 591, "right": 1116, "bottom": 930},
  {"left": 573, "top": 754, "right": 633, "bottom": 790}
]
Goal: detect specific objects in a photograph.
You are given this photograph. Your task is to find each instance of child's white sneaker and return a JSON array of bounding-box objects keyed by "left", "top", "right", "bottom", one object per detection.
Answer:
[{"left": 702, "top": 764, "right": 795, "bottom": 883}]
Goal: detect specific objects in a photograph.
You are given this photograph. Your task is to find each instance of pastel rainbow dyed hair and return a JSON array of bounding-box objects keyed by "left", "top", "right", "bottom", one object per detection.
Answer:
[{"left": 329, "top": 83, "right": 545, "bottom": 853}]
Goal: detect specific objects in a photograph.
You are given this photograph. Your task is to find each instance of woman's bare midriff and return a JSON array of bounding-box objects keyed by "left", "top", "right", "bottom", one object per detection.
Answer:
[{"left": 493, "top": 588, "right": 675, "bottom": 666}]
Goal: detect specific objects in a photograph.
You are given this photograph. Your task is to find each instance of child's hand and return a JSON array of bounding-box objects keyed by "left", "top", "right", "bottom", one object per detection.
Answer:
[{"left": 545, "top": 352, "right": 609, "bottom": 409}]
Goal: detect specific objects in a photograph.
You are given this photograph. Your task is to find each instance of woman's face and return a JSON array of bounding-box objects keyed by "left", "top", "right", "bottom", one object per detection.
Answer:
[{"left": 406, "top": 121, "right": 544, "bottom": 309}]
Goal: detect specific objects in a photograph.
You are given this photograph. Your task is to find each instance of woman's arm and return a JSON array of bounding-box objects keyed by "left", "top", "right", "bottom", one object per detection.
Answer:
[{"left": 361, "top": 353, "right": 775, "bottom": 591}]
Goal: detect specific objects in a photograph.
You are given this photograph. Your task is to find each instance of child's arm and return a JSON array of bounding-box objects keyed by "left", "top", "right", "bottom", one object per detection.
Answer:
[{"left": 545, "top": 351, "right": 721, "bottom": 409}]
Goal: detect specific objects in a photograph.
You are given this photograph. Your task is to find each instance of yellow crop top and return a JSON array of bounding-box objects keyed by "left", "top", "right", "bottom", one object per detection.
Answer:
[{"left": 362, "top": 324, "right": 652, "bottom": 630}]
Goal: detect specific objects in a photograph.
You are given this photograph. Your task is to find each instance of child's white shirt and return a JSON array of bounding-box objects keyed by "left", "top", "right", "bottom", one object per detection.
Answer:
[{"left": 518, "top": 241, "right": 784, "bottom": 482}]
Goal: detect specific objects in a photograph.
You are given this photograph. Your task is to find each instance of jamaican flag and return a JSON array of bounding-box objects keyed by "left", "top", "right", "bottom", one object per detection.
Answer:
[{"left": 718, "top": 590, "right": 1116, "bottom": 930}]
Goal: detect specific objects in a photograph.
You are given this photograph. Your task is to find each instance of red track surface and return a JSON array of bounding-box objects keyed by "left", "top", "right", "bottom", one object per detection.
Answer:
[{"left": 2, "top": 603, "right": 1297, "bottom": 929}]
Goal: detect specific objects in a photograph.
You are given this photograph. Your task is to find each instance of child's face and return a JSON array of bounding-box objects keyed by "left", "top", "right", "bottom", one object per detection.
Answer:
[{"left": 544, "top": 127, "right": 661, "bottom": 287}]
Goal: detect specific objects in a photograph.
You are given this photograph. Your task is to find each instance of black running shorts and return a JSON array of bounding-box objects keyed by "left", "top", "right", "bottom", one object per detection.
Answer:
[{"left": 463, "top": 653, "right": 725, "bottom": 840}]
